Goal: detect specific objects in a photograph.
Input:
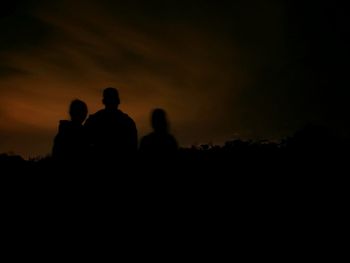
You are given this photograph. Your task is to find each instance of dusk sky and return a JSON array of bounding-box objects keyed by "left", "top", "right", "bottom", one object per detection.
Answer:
[{"left": 0, "top": 0, "right": 348, "bottom": 157}]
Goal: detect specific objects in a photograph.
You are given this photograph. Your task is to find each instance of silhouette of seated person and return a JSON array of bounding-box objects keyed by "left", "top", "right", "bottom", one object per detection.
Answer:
[
  {"left": 52, "top": 99, "right": 88, "bottom": 162},
  {"left": 140, "top": 109, "right": 178, "bottom": 155},
  {"left": 84, "top": 87, "right": 138, "bottom": 159}
]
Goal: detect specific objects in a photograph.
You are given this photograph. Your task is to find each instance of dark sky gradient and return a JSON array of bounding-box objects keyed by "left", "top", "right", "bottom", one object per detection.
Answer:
[{"left": 0, "top": 0, "right": 348, "bottom": 157}]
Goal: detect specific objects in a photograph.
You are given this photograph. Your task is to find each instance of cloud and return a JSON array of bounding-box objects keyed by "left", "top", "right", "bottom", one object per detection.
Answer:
[
  {"left": 0, "top": 65, "right": 29, "bottom": 78},
  {"left": 1, "top": 0, "right": 349, "bottom": 156},
  {"left": 0, "top": 11, "right": 53, "bottom": 52}
]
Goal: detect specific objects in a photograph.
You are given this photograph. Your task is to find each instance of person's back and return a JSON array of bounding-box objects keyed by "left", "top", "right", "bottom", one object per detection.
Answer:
[
  {"left": 85, "top": 87, "right": 137, "bottom": 159},
  {"left": 85, "top": 108, "right": 137, "bottom": 155},
  {"left": 140, "top": 132, "right": 178, "bottom": 154},
  {"left": 140, "top": 109, "right": 178, "bottom": 155},
  {"left": 52, "top": 99, "right": 88, "bottom": 162}
]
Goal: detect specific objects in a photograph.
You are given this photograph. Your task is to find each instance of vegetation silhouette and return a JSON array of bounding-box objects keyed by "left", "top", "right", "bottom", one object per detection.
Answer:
[
  {"left": 2, "top": 124, "right": 346, "bottom": 157},
  {"left": 1, "top": 123, "right": 345, "bottom": 176}
]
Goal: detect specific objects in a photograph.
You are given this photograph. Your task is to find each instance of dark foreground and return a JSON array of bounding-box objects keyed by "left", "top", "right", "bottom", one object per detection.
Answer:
[{"left": 0, "top": 135, "right": 347, "bottom": 255}]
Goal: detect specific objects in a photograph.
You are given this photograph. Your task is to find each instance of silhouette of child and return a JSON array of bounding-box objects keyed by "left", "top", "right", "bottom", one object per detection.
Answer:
[
  {"left": 52, "top": 99, "right": 88, "bottom": 162},
  {"left": 140, "top": 109, "right": 178, "bottom": 155}
]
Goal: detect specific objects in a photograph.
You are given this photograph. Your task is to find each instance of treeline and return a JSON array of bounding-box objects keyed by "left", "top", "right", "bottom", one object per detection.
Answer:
[{"left": 1, "top": 125, "right": 347, "bottom": 173}]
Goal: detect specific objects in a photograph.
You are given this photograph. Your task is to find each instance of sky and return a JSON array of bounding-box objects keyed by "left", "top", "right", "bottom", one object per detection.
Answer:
[{"left": 0, "top": 0, "right": 348, "bottom": 157}]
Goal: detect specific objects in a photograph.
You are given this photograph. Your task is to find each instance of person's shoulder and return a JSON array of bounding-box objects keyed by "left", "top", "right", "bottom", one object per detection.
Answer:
[
  {"left": 169, "top": 133, "right": 177, "bottom": 140},
  {"left": 91, "top": 109, "right": 106, "bottom": 118},
  {"left": 140, "top": 133, "right": 155, "bottom": 149},
  {"left": 167, "top": 133, "right": 178, "bottom": 146},
  {"left": 59, "top": 120, "right": 70, "bottom": 126},
  {"left": 141, "top": 133, "right": 154, "bottom": 141},
  {"left": 58, "top": 120, "right": 71, "bottom": 132},
  {"left": 85, "top": 110, "right": 105, "bottom": 122},
  {"left": 118, "top": 110, "right": 132, "bottom": 119},
  {"left": 118, "top": 110, "right": 136, "bottom": 124}
]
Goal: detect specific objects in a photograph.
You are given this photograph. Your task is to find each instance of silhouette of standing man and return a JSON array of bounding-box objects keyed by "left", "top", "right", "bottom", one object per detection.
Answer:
[{"left": 85, "top": 87, "right": 137, "bottom": 160}]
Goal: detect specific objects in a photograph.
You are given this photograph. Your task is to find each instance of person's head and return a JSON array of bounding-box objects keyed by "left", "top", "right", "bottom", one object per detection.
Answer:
[
  {"left": 151, "top": 108, "right": 169, "bottom": 133},
  {"left": 69, "top": 99, "right": 88, "bottom": 124},
  {"left": 103, "top": 87, "right": 120, "bottom": 109}
]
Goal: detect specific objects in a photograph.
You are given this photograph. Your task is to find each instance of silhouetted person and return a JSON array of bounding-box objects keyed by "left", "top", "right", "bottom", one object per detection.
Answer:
[
  {"left": 52, "top": 99, "right": 88, "bottom": 162},
  {"left": 84, "top": 87, "right": 137, "bottom": 160},
  {"left": 140, "top": 109, "right": 178, "bottom": 155}
]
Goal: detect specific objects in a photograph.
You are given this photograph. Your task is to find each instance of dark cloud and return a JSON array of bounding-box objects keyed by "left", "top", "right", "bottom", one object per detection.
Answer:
[
  {"left": 0, "top": 65, "right": 28, "bottom": 78},
  {"left": 0, "top": 1, "right": 53, "bottom": 52}
]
